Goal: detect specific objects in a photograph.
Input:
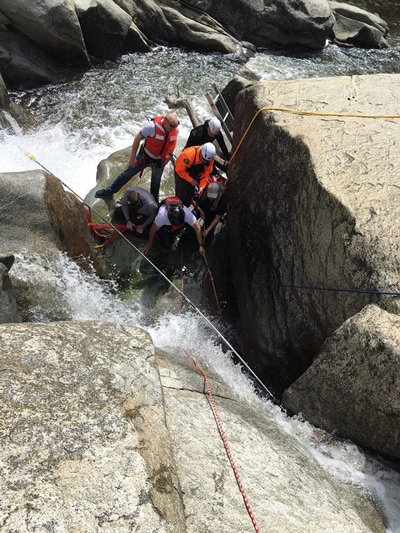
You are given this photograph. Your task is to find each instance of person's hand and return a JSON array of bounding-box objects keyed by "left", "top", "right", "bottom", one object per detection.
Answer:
[
  {"left": 199, "top": 244, "right": 206, "bottom": 257},
  {"left": 136, "top": 224, "right": 145, "bottom": 234},
  {"left": 129, "top": 155, "right": 139, "bottom": 167},
  {"left": 142, "top": 243, "right": 152, "bottom": 254},
  {"left": 203, "top": 228, "right": 209, "bottom": 239},
  {"left": 126, "top": 220, "right": 135, "bottom": 231}
]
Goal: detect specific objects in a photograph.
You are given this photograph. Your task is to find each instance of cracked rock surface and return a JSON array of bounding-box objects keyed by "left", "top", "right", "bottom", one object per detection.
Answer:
[{"left": 0, "top": 322, "right": 386, "bottom": 532}]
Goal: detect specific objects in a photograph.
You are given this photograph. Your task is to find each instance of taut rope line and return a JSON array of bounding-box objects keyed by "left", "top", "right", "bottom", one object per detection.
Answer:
[{"left": 20, "top": 148, "right": 277, "bottom": 402}]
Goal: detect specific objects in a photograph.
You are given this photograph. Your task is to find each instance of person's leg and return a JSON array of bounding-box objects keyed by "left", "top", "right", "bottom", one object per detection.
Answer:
[
  {"left": 106, "top": 163, "right": 140, "bottom": 194},
  {"left": 150, "top": 166, "right": 164, "bottom": 202},
  {"left": 96, "top": 154, "right": 145, "bottom": 196},
  {"left": 174, "top": 173, "right": 194, "bottom": 207},
  {"left": 157, "top": 226, "right": 174, "bottom": 248},
  {"left": 113, "top": 205, "right": 125, "bottom": 222}
]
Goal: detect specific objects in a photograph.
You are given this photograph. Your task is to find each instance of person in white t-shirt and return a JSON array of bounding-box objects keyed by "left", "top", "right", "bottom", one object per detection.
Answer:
[{"left": 142, "top": 197, "right": 205, "bottom": 257}]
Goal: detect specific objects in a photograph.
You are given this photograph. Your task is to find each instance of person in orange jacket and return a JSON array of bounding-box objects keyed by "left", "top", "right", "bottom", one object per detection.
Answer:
[{"left": 174, "top": 142, "right": 216, "bottom": 207}]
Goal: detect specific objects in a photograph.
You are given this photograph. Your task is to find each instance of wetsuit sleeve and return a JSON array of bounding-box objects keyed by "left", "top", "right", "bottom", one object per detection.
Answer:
[{"left": 139, "top": 202, "right": 158, "bottom": 228}]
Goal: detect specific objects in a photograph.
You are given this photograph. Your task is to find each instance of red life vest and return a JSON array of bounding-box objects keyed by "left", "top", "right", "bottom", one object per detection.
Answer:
[
  {"left": 143, "top": 116, "right": 178, "bottom": 160},
  {"left": 161, "top": 196, "right": 185, "bottom": 232}
]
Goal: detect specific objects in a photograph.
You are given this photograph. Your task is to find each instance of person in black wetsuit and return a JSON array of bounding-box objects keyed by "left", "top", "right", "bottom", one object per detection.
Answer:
[
  {"left": 113, "top": 186, "right": 158, "bottom": 238},
  {"left": 196, "top": 182, "right": 227, "bottom": 245},
  {"left": 185, "top": 117, "right": 230, "bottom": 171}
]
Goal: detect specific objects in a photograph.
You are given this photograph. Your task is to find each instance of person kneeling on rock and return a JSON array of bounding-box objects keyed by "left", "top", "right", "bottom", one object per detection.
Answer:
[
  {"left": 141, "top": 197, "right": 205, "bottom": 257},
  {"left": 113, "top": 186, "right": 158, "bottom": 238}
]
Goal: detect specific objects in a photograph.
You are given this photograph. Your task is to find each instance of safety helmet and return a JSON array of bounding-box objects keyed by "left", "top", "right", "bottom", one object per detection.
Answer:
[
  {"left": 167, "top": 205, "right": 184, "bottom": 226},
  {"left": 208, "top": 117, "right": 221, "bottom": 135},
  {"left": 200, "top": 142, "right": 216, "bottom": 161}
]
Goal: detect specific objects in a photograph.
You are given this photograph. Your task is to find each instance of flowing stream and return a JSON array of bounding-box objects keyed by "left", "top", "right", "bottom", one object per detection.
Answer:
[{"left": 1, "top": 40, "right": 400, "bottom": 530}]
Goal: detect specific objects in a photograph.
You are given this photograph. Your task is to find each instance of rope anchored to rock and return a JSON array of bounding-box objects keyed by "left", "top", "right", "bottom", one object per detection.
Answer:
[{"left": 230, "top": 106, "right": 400, "bottom": 162}]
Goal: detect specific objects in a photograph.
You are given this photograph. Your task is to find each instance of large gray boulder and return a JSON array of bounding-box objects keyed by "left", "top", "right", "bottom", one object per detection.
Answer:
[
  {"left": 282, "top": 304, "right": 400, "bottom": 458},
  {"left": 0, "top": 321, "right": 387, "bottom": 531},
  {"left": 73, "top": 0, "right": 132, "bottom": 60},
  {"left": 133, "top": 0, "right": 335, "bottom": 51},
  {"left": 206, "top": 0, "right": 335, "bottom": 49},
  {"left": 0, "top": 0, "right": 89, "bottom": 66},
  {"left": 228, "top": 73, "right": 400, "bottom": 392},
  {"left": 0, "top": 255, "right": 21, "bottom": 323},
  {"left": 0, "top": 170, "right": 98, "bottom": 270},
  {"left": 0, "top": 322, "right": 186, "bottom": 532},
  {"left": 133, "top": 0, "right": 241, "bottom": 53},
  {"left": 0, "top": 26, "right": 69, "bottom": 88},
  {"left": 329, "top": 1, "right": 389, "bottom": 48}
]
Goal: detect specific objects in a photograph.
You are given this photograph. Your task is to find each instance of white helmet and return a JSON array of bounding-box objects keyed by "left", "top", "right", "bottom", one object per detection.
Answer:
[
  {"left": 208, "top": 117, "right": 221, "bottom": 135},
  {"left": 200, "top": 142, "right": 216, "bottom": 161}
]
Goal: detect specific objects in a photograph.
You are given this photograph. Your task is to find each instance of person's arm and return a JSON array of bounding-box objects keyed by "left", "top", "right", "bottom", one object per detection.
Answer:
[
  {"left": 128, "top": 132, "right": 144, "bottom": 167},
  {"left": 141, "top": 222, "right": 160, "bottom": 254},
  {"left": 216, "top": 132, "right": 230, "bottom": 160},
  {"left": 203, "top": 215, "right": 221, "bottom": 238},
  {"left": 136, "top": 203, "right": 158, "bottom": 233},
  {"left": 193, "top": 220, "right": 206, "bottom": 257},
  {"left": 175, "top": 151, "right": 197, "bottom": 186}
]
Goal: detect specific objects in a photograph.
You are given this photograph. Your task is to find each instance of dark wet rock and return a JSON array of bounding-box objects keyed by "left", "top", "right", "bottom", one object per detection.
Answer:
[
  {"left": 0, "top": 255, "right": 21, "bottom": 323},
  {"left": 329, "top": 1, "right": 389, "bottom": 48}
]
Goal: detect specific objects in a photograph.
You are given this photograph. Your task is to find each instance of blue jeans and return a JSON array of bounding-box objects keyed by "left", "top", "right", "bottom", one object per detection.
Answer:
[{"left": 105, "top": 152, "right": 164, "bottom": 200}]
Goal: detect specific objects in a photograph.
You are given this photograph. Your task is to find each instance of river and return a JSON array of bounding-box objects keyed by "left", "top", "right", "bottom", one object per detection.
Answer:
[{"left": 1, "top": 40, "right": 400, "bottom": 531}]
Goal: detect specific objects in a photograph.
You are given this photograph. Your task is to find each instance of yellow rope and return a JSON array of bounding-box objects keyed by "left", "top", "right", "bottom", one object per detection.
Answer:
[{"left": 230, "top": 107, "right": 400, "bottom": 162}]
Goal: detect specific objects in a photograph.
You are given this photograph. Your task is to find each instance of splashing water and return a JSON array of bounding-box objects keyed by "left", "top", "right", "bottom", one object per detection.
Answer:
[{"left": 9, "top": 251, "right": 400, "bottom": 532}]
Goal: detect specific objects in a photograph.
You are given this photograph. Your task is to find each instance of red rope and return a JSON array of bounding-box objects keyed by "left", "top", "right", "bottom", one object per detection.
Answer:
[
  {"left": 84, "top": 206, "right": 128, "bottom": 245},
  {"left": 203, "top": 253, "right": 225, "bottom": 325},
  {"left": 183, "top": 348, "right": 260, "bottom": 533}
]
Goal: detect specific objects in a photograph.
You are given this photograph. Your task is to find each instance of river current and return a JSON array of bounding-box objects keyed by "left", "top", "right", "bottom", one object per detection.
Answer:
[{"left": 1, "top": 40, "right": 400, "bottom": 530}]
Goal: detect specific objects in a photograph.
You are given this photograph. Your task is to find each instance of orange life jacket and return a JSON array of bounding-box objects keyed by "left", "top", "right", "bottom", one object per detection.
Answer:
[{"left": 143, "top": 116, "right": 178, "bottom": 160}]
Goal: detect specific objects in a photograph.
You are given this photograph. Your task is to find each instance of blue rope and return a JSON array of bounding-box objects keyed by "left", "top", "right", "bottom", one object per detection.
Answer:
[{"left": 209, "top": 269, "right": 400, "bottom": 297}]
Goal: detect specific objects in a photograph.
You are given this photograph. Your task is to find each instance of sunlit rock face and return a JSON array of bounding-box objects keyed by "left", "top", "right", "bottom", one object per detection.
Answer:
[
  {"left": 0, "top": 321, "right": 387, "bottom": 532},
  {"left": 0, "top": 170, "right": 99, "bottom": 271},
  {"left": 283, "top": 304, "right": 400, "bottom": 459},
  {"left": 228, "top": 73, "right": 400, "bottom": 392}
]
